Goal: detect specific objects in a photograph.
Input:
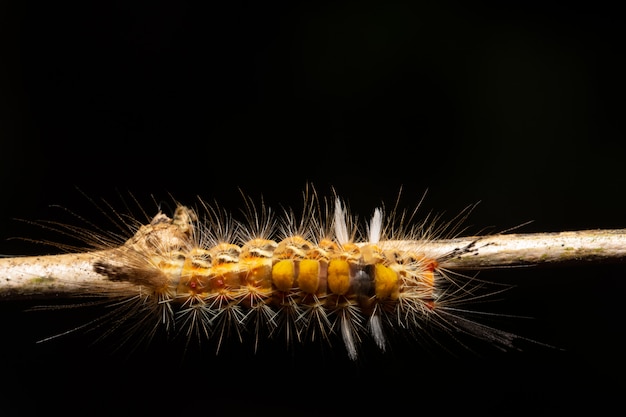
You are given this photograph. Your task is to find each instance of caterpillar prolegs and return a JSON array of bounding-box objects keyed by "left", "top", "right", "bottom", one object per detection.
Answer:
[{"left": 29, "top": 189, "right": 527, "bottom": 360}]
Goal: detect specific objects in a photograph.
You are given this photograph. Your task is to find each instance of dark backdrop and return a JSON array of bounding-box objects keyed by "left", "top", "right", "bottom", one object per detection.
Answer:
[{"left": 1, "top": 1, "right": 624, "bottom": 415}]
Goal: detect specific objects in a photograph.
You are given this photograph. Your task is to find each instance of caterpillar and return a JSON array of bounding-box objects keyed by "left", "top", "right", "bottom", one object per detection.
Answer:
[{"left": 11, "top": 187, "right": 534, "bottom": 360}]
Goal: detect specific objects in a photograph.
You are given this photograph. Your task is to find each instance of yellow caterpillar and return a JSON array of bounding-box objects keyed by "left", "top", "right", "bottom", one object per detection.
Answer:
[{"left": 72, "top": 190, "right": 521, "bottom": 360}]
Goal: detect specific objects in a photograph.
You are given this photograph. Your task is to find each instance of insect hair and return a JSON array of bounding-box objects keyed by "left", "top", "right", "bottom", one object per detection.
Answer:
[{"left": 8, "top": 186, "right": 545, "bottom": 360}]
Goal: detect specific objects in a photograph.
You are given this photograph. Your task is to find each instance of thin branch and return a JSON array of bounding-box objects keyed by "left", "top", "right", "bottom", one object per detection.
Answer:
[
  {"left": 389, "top": 229, "right": 626, "bottom": 269},
  {"left": 0, "top": 251, "right": 136, "bottom": 299},
  {"left": 1, "top": 209, "right": 625, "bottom": 301},
  {"left": 2, "top": 206, "right": 626, "bottom": 300}
]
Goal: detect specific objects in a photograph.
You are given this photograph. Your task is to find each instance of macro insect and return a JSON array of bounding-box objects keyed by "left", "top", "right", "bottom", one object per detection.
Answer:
[{"left": 3, "top": 187, "right": 620, "bottom": 360}]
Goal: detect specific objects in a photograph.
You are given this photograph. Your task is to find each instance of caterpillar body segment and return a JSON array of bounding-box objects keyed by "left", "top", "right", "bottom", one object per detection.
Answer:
[{"left": 89, "top": 195, "right": 494, "bottom": 360}]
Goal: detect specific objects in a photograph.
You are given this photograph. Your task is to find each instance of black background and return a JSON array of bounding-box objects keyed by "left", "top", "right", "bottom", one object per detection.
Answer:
[{"left": 1, "top": 1, "right": 625, "bottom": 415}]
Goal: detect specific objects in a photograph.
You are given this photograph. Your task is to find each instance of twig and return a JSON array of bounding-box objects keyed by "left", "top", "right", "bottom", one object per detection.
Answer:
[
  {"left": 1, "top": 206, "right": 625, "bottom": 299},
  {"left": 395, "top": 229, "right": 626, "bottom": 269}
]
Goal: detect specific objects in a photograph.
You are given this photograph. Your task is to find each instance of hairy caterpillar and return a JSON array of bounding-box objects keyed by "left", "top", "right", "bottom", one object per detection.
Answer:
[{"left": 6, "top": 187, "right": 539, "bottom": 360}]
